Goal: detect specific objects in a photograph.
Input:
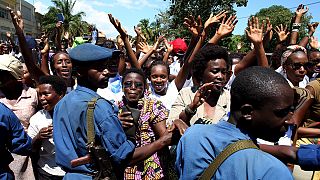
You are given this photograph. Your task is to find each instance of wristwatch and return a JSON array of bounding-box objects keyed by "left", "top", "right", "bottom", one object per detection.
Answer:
[{"left": 185, "top": 105, "right": 197, "bottom": 116}]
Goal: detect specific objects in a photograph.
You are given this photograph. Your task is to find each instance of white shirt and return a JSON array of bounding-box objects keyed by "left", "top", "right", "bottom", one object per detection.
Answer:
[
  {"left": 97, "top": 73, "right": 123, "bottom": 102},
  {"left": 149, "top": 81, "right": 179, "bottom": 110},
  {"left": 28, "top": 110, "right": 65, "bottom": 176},
  {"left": 275, "top": 66, "right": 308, "bottom": 88}
]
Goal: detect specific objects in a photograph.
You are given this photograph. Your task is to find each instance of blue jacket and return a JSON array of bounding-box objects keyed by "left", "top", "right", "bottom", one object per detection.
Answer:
[
  {"left": 53, "top": 85, "right": 135, "bottom": 179},
  {"left": 0, "top": 103, "right": 31, "bottom": 179}
]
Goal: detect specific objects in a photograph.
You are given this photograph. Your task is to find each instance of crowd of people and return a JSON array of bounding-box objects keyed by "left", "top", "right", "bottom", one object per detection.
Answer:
[{"left": 2, "top": 3, "right": 320, "bottom": 180}]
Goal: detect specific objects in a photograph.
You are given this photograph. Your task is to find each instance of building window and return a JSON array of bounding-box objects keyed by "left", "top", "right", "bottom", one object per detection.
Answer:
[
  {"left": 21, "top": 5, "right": 31, "bottom": 21},
  {"left": 0, "top": 7, "right": 9, "bottom": 19}
]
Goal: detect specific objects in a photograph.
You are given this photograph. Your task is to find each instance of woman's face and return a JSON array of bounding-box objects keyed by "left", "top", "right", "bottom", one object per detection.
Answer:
[
  {"left": 202, "top": 59, "right": 229, "bottom": 91},
  {"left": 53, "top": 53, "right": 72, "bottom": 80},
  {"left": 123, "top": 73, "right": 145, "bottom": 103},
  {"left": 284, "top": 52, "right": 308, "bottom": 85},
  {"left": 150, "top": 65, "right": 168, "bottom": 95},
  {"left": 38, "top": 84, "right": 63, "bottom": 111}
]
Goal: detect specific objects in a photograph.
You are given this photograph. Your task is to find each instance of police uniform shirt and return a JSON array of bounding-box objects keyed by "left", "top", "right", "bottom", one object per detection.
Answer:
[{"left": 53, "top": 85, "right": 135, "bottom": 178}]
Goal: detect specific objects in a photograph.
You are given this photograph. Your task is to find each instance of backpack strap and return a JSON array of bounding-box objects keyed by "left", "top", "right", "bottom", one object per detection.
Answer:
[
  {"left": 199, "top": 140, "right": 258, "bottom": 180},
  {"left": 86, "top": 97, "right": 102, "bottom": 146}
]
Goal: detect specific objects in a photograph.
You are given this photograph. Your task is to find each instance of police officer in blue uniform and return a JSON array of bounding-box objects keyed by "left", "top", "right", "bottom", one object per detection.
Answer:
[
  {"left": 0, "top": 103, "right": 31, "bottom": 179},
  {"left": 53, "top": 44, "right": 173, "bottom": 179}
]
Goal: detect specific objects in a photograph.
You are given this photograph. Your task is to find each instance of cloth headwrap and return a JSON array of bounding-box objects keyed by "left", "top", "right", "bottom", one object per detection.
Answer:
[{"left": 281, "top": 45, "right": 307, "bottom": 65}]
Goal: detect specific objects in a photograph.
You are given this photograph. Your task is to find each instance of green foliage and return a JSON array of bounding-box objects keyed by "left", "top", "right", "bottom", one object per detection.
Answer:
[
  {"left": 219, "top": 34, "right": 250, "bottom": 53},
  {"left": 165, "top": 0, "right": 248, "bottom": 39},
  {"left": 41, "top": 0, "right": 88, "bottom": 37}
]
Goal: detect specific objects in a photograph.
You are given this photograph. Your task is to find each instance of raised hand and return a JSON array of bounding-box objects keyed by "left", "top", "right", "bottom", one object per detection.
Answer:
[
  {"left": 245, "top": 16, "right": 264, "bottom": 45},
  {"left": 216, "top": 14, "right": 237, "bottom": 38},
  {"left": 204, "top": 10, "right": 227, "bottom": 32},
  {"left": 274, "top": 24, "right": 290, "bottom": 42},
  {"left": 308, "top": 22, "right": 319, "bottom": 35},
  {"left": 164, "top": 38, "right": 173, "bottom": 53},
  {"left": 265, "top": 18, "right": 273, "bottom": 33},
  {"left": 295, "top": 4, "right": 309, "bottom": 17},
  {"left": 7, "top": 7, "right": 24, "bottom": 33},
  {"left": 183, "top": 15, "right": 203, "bottom": 37},
  {"left": 261, "top": 17, "right": 273, "bottom": 46},
  {"left": 40, "top": 36, "right": 49, "bottom": 54},
  {"left": 310, "top": 36, "right": 319, "bottom": 49},
  {"left": 134, "top": 26, "right": 142, "bottom": 35},
  {"left": 108, "top": 14, "right": 127, "bottom": 37},
  {"left": 189, "top": 82, "right": 218, "bottom": 111},
  {"left": 137, "top": 42, "right": 151, "bottom": 54}
]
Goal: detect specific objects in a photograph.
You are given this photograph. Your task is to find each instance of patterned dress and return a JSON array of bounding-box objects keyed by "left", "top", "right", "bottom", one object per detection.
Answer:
[{"left": 118, "top": 96, "right": 169, "bottom": 180}]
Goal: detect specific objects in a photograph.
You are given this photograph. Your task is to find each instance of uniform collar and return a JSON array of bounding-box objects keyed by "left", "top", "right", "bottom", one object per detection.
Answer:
[{"left": 76, "top": 85, "right": 100, "bottom": 97}]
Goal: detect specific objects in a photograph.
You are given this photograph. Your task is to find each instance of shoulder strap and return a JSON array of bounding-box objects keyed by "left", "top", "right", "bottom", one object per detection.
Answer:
[
  {"left": 199, "top": 140, "right": 258, "bottom": 180},
  {"left": 86, "top": 97, "right": 102, "bottom": 145}
]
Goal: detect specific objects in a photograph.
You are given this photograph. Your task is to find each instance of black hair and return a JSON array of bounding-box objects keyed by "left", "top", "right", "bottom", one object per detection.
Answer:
[
  {"left": 39, "top": 75, "right": 67, "bottom": 96},
  {"left": 122, "top": 68, "right": 147, "bottom": 89},
  {"left": 49, "top": 51, "right": 70, "bottom": 75},
  {"left": 230, "top": 66, "right": 291, "bottom": 111},
  {"left": 192, "top": 44, "right": 231, "bottom": 83},
  {"left": 149, "top": 60, "right": 170, "bottom": 77},
  {"left": 229, "top": 52, "right": 244, "bottom": 62}
]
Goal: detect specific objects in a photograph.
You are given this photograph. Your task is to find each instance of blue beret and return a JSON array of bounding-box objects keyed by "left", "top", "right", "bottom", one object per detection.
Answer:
[{"left": 69, "top": 43, "right": 114, "bottom": 62}]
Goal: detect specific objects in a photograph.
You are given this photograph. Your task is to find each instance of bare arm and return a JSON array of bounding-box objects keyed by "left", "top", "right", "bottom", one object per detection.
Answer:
[
  {"left": 40, "top": 36, "right": 50, "bottom": 75},
  {"left": 109, "top": 14, "right": 140, "bottom": 69},
  {"left": 290, "top": 4, "right": 308, "bottom": 45},
  {"left": 8, "top": 7, "right": 47, "bottom": 84},
  {"left": 299, "top": 22, "right": 319, "bottom": 47},
  {"left": 234, "top": 16, "right": 267, "bottom": 75},
  {"left": 259, "top": 144, "right": 298, "bottom": 164},
  {"left": 162, "top": 38, "right": 173, "bottom": 63},
  {"left": 129, "top": 120, "right": 172, "bottom": 165}
]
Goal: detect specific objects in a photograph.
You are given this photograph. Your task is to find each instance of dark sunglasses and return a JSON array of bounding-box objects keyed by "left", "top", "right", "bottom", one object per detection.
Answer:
[
  {"left": 123, "top": 81, "right": 144, "bottom": 89},
  {"left": 290, "top": 63, "right": 309, "bottom": 70}
]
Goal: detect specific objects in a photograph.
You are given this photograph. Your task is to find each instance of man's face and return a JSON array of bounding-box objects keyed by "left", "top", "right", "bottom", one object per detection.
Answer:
[
  {"left": 86, "top": 58, "right": 119, "bottom": 89},
  {"left": 250, "top": 86, "right": 294, "bottom": 142}
]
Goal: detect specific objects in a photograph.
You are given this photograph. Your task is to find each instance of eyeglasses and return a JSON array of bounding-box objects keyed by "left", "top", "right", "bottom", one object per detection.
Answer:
[
  {"left": 290, "top": 63, "right": 309, "bottom": 70},
  {"left": 123, "top": 81, "right": 144, "bottom": 89}
]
